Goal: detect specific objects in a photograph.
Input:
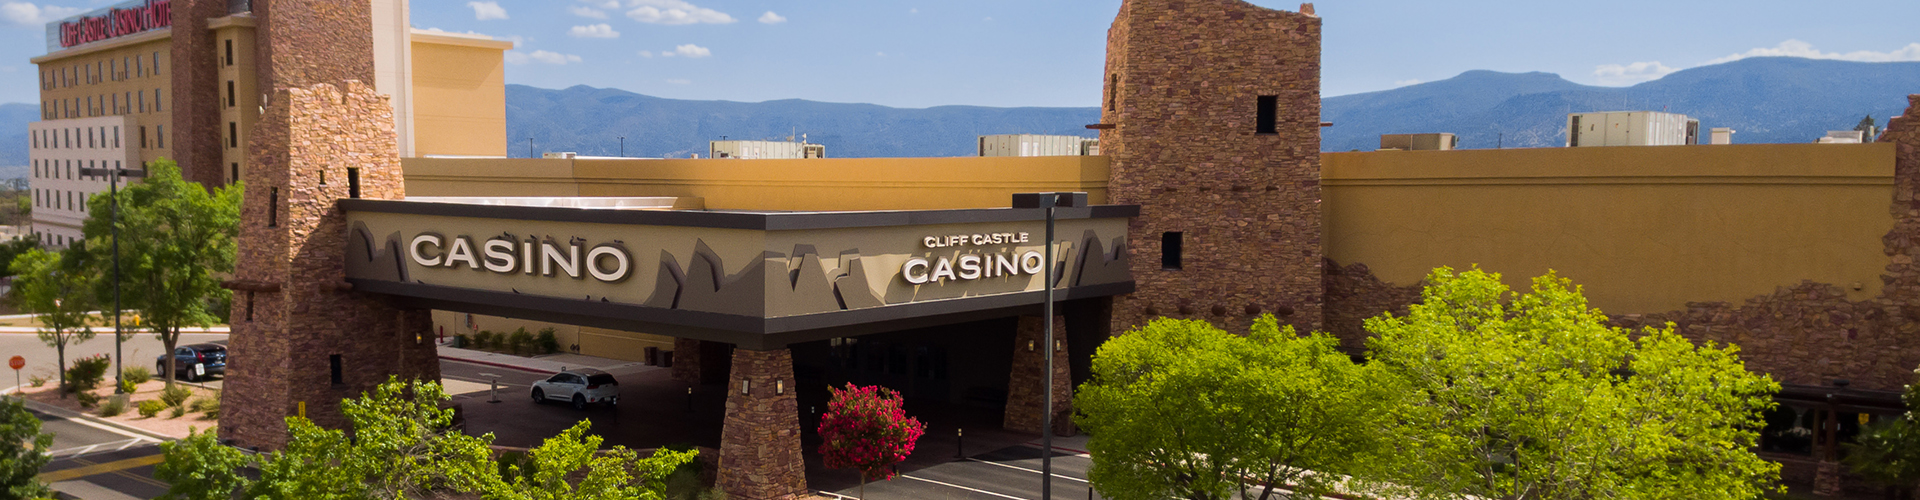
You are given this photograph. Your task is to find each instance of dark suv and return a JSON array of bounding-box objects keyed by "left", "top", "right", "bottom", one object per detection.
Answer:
[{"left": 156, "top": 343, "right": 227, "bottom": 382}]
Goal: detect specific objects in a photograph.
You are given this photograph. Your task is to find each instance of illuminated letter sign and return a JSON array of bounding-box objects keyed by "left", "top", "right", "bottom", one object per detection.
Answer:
[
  {"left": 54, "top": 0, "right": 172, "bottom": 50},
  {"left": 407, "top": 232, "right": 633, "bottom": 283},
  {"left": 900, "top": 230, "right": 1045, "bottom": 285}
]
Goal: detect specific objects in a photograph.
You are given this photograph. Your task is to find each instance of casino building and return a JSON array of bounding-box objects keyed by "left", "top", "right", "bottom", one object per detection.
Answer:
[
  {"left": 26, "top": 0, "right": 1920, "bottom": 498},
  {"left": 26, "top": 0, "right": 509, "bottom": 247}
]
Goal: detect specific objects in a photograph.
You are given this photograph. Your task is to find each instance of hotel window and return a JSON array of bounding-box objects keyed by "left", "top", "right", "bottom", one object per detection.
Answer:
[
  {"left": 1161, "top": 232, "right": 1184, "bottom": 270},
  {"left": 157, "top": 125, "right": 165, "bottom": 148},
  {"left": 225, "top": 39, "right": 234, "bottom": 66},
  {"left": 138, "top": 91, "right": 145, "bottom": 112},
  {"left": 140, "top": 126, "right": 148, "bottom": 148},
  {"left": 229, "top": 122, "right": 238, "bottom": 148},
  {"left": 152, "top": 52, "right": 160, "bottom": 74},
  {"left": 1255, "top": 95, "right": 1278, "bottom": 134},
  {"left": 154, "top": 89, "right": 162, "bottom": 112},
  {"left": 135, "top": 56, "right": 142, "bottom": 77},
  {"left": 227, "top": 81, "right": 235, "bottom": 107},
  {"left": 114, "top": 126, "right": 120, "bottom": 148}
]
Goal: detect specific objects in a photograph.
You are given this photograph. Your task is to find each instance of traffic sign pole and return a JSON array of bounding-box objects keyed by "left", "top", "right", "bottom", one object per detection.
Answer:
[{"left": 9, "top": 355, "right": 23, "bottom": 398}]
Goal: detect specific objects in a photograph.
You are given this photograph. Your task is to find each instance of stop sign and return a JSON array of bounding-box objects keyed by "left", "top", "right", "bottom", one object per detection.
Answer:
[{"left": 7, "top": 356, "right": 21, "bottom": 370}]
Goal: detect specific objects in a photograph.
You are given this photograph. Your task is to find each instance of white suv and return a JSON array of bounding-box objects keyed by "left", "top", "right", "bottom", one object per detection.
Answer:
[{"left": 530, "top": 368, "right": 620, "bottom": 410}]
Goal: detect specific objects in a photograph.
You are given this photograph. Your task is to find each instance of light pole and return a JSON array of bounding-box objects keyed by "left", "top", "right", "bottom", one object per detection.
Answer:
[
  {"left": 79, "top": 164, "right": 145, "bottom": 393},
  {"left": 618, "top": 136, "right": 625, "bottom": 157},
  {"left": 1013, "top": 191, "right": 1087, "bottom": 500}
]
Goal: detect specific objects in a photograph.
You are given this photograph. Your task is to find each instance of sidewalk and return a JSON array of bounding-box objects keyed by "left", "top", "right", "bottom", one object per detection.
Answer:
[{"left": 435, "top": 345, "right": 651, "bottom": 376}]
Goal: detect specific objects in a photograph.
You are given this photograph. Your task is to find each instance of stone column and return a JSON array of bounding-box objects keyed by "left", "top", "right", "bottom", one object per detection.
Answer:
[
  {"left": 718, "top": 348, "right": 806, "bottom": 500},
  {"left": 1004, "top": 315, "right": 1072, "bottom": 435},
  {"left": 671, "top": 337, "right": 701, "bottom": 384}
]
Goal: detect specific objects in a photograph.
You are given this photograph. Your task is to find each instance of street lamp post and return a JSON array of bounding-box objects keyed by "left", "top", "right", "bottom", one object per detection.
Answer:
[
  {"left": 79, "top": 164, "right": 145, "bottom": 393},
  {"left": 619, "top": 136, "right": 625, "bottom": 157},
  {"left": 1013, "top": 191, "right": 1087, "bottom": 500}
]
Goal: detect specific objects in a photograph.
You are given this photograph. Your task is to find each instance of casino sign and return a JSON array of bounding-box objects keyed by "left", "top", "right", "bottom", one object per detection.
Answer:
[
  {"left": 343, "top": 198, "right": 1136, "bottom": 349},
  {"left": 45, "top": 0, "right": 173, "bottom": 52}
]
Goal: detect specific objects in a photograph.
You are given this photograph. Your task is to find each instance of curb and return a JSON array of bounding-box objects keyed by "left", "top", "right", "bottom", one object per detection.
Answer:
[
  {"left": 438, "top": 355, "right": 559, "bottom": 375},
  {"left": 21, "top": 398, "right": 174, "bottom": 442}
]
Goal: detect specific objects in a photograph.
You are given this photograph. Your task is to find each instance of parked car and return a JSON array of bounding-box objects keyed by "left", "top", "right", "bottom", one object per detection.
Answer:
[
  {"left": 530, "top": 368, "right": 619, "bottom": 410},
  {"left": 156, "top": 343, "right": 227, "bottom": 382}
]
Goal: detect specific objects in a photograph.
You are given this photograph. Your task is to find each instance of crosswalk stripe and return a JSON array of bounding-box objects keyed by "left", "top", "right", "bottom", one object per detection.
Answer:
[{"left": 898, "top": 474, "right": 1028, "bottom": 500}]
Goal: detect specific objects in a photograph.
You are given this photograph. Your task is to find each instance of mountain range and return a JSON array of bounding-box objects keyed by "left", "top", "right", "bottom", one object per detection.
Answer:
[{"left": 0, "top": 56, "right": 1913, "bottom": 170}]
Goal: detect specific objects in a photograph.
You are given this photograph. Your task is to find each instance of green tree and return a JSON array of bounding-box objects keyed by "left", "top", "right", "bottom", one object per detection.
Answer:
[
  {"left": 9, "top": 248, "right": 97, "bottom": 397},
  {"left": 0, "top": 233, "right": 41, "bottom": 279},
  {"left": 155, "top": 377, "right": 695, "bottom": 500},
  {"left": 155, "top": 428, "right": 251, "bottom": 500},
  {"left": 80, "top": 159, "right": 241, "bottom": 388},
  {"left": 1844, "top": 366, "right": 1920, "bottom": 497},
  {"left": 1075, "top": 315, "right": 1394, "bottom": 500},
  {"left": 1365, "top": 267, "right": 1782, "bottom": 500},
  {"left": 0, "top": 396, "right": 54, "bottom": 499}
]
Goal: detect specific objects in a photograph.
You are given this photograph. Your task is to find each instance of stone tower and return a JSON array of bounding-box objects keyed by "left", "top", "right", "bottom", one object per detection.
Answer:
[
  {"left": 219, "top": 0, "right": 438, "bottom": 449},
  {"left": 1100, "top": 0, "right": 1325, "bottom": 335}
]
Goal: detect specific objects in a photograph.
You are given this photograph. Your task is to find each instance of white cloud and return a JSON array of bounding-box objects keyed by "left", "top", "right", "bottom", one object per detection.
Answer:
[
  {"left": 637, "top": 50, "right": 653, "bottom": 58},
  {"left": 876, "top": 51, "right": 886, "bottom": 57},
  {"left": 569, "top": 23, "right": 620, "bottom": 38},
  {"left": 587, "top": 0, "right": 619, "bottom": 8},
  {"left": 983, "top": 17, "right": 993, "bottom": 21},
  {"left": 505, "top": 50, "right": 582, "bottom": 65},
  {"left": 569, "top": 6, "right": 608, "bottom": 19},
  {"left": 468, "top": 1, "right": 508, "bottom": 20},
  {"left": 1, "top": 2, "right": 85, "bottom": 25},
  {"left": 1705, "top": 39, "right": 1920, "bottom": 65},
  {"left": 1394, "top": 79, "right": 1421, "bottom": 87},
  {"left": 671, "top": 44, "right": 710, "bottom": 58},
  {"left": 1592, "top": 61, "right": 1678, "bottom": 86},
  {"left": 909, "top": 8, "right": 918, "bottom": 14},
  {"left": 626, "top": 0, "right": 735, "bottom": 25},
  {"left": 665, "top": 79, "right": 692, "bottom": 85},
  {"left": 758, "top": 11, "right": 786, "bottom": 24}
]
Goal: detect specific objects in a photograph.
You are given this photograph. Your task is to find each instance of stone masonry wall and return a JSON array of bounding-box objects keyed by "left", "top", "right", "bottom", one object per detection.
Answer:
[
  {"left": 220, "top": 81, "right": 439, "bottom": 449},
  {"left": 1323, "top": 95, "right": 1920, "bottom": 393},
  {"left": 718, "top": 348, "right": 806, "bottom": 500},
  {"left": 169, "top": 0, "right": 228, "bottom": 187},
  {"left": 1004, "top": 315, "right": 1072, "bottom": 434},
  {"left": 1102, "top": 0, "right": 1325, "bottom": 339},
  {"left": 253, "top": 0, "right": 376, "bottom": 92}
]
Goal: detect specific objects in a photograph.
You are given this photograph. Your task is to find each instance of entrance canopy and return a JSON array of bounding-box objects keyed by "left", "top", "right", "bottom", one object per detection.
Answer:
[{"left": 341, "top": 197, "right": 1137, "bottom": 349}]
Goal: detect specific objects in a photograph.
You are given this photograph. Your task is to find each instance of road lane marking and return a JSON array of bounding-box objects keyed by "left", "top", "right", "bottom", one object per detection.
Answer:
[
  {"left": 38, "top": 453, "right": 164, "bottom": 482},
  {"left": 964, "top": 458, "right": 1091, "bottom": 483},
  {"left": 898, "top": 474, "right": 1028, "bottom": 500}
]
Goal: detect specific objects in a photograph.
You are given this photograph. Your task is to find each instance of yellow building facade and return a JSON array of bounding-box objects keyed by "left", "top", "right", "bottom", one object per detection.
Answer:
[{"left": 27, "top": 0, "right": 510, "bottom": 246}]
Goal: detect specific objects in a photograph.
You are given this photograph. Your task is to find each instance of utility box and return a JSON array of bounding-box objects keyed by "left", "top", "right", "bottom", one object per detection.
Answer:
[
  {"left": 1709, "top": 128, "right": 1736, "bottom": 145},
  {"left": 1566, "top": 111, "right": 1700, "bottom": 147},
  {"left": 542, "top": 152, "right": 577, "bottom": 159},
  {"left": 978, "top": 134, "right": 1093, "bottom": 157},
  {"left": 1379, "top": 133, "right": 1457, "bottom": 151},
  {"left": 709, "top": 140, "right": 825, "bottom": 159}
]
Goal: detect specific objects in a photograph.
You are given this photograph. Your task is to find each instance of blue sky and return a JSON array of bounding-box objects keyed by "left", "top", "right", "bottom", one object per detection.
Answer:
[{"left": 1, "top": 0, "right": 1916, "bottom": 108}]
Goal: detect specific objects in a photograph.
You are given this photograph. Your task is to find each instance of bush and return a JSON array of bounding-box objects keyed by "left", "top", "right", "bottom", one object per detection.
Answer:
[
  {"left": 474, "top": 331, "right": 495, "bottom": 350},
  {"left": 168, "top": 404, "right": 185, "bottom": 418},
  {"left": 75, "top": 391, "right": 101, "bottom": 409},
  {"left": 28, "top": 374, "right": 47, "bottom": 387},
  {"left": 507, "top": 328, "right": 534, "bottom": 356},
  {"left": 117, "top": 379, "right": 138, "bottom": 394},
  {"left": 99, "top": 396, "right": 127, "bottom": 417},
  {"left": 497, "top": 450, "right": 539, "bottom": 482},
  {"left": 536, "top": 328, "right": 560, "bottom": 355},
  {"left": 191, "top": 396, "right": 220, "bottom": 414},
  {"left": 64, "top": 354, "right": 111, "bottom": 394},
  {"left": 138, "top": 399, "right": 167, "bottom": 418},
  {"left": 122, "top": 365, "right": 153, "bottom": 385},
  {"left": 160, "top": 385, "right": 193, "bottom": 407},
  {"left": 454, "top": 333, "right": 470, "bottom": 348}
]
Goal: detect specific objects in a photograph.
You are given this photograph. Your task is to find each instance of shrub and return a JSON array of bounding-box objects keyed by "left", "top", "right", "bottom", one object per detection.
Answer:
[
  {"left": 27, "top": 374, "right": 47, "bottom": 387},
  {"left": 138, "top": 399, "right": 167, "bottom": 418},
  {"left": 497, "top": 450, "right": 539, "bottom": 482},
  {"left": 117, "top": 379, "right": 138, "bottom": 394},
  {"left": 98, "top": 396, "right": 127, "bottom": 417},
  {"left": 454, "top": 333, "right": 470, "bottom": 348},
  {"left": 160, "top": 385, "right": 193, "bottom": 407},
  {"left": 474, "top": 331, "right": 495, "bottom": 350},
  {"left": 75, "top": 391, "right": 101, "bottom": 409},
  {"left": 64, "top": 354, "right": 111, "bottom": 394},
  {"left": 191, "top": 397, "right": 220, "bottom": 419},
  {"left": 507, "top": 328, "right": 534, "bottom": 356},
  {"left": 122, "top": 366, "right": 153, "bottom": 385},
  {"left": 536, "top": 328, "right": 560, "bottom": 355},
  {"left": 168, "top": 404, "right": 185, "bottom": 418}
]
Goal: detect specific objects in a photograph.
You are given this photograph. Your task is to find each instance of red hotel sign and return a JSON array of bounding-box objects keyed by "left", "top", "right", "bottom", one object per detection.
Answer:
[{"left": 56, "top": 0, "right": 171, "bottom": 49}]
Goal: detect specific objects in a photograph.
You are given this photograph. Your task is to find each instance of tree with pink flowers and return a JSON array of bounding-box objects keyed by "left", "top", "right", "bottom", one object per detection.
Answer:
[{"left": 817, "top": 383, "right": 926, "bottom": 496}]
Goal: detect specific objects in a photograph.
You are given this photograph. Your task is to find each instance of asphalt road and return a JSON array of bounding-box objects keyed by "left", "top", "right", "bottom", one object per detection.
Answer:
[
  {"left": 1, "top": 332, "right": 229, "bottom": 390},
  {"left": 835, "top": 444, "right": 1108, "bottom": 500},
  {"left": 25, "top": 404, "right": 168, "bottom": 500}
]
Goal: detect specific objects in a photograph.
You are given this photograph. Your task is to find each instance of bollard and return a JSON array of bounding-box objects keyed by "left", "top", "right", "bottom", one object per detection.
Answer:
[
  {"left": 488, "top": 380, "right": 501, "bottom": 403},
  {"left": 955, "top": 428, "right": 965, "bottom": 458},
  {"left": 686, "top": 387, "right": 694, "bottom": 412}
]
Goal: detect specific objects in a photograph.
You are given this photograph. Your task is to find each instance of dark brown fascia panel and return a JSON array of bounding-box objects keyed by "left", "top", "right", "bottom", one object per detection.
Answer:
[
  {"left": 337, "top": 198, "right": 1140, "bottom": 230},
  {"left": 349, "top": 278, "right": 1133, "bottom": 350}
]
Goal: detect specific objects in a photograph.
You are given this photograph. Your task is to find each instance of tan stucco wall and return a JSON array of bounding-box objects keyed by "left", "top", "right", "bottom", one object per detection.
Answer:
[
  {"left": 1323, "top": 143, "right": 1898, "bottom": 315},
  {"left": 409, "top": 34, "right": 508, "bottom": 157},
  {"left": 402, "top": 155, "right": 1111, "bottom": 211}
]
